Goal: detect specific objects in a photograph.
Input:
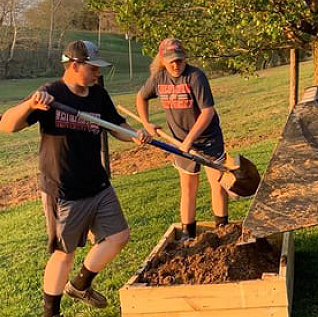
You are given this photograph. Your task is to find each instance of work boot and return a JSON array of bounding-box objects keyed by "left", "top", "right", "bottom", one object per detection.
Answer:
[
  {"left": 214, "top": 216, "right": 228, "bottom": 227},
  {"left": 180, "top": 221, "right": 196, "bottom": 241},
  {"left": 64, "top": 281, "right": 107, "bottom": 308}
]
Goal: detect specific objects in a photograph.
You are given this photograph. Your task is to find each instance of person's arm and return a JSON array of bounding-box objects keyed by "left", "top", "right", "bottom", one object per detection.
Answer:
[
  {"left": 109, "top": 122, "right": 152, "bottom": 145},
  {"left": 0, "top": 91, "right": 53, "bottom": 133},
  {"left": 180, "top": 106, "right": 216, "bottom": 153},
  {"left": 179, "top": 69, "right": 218, "bottom": 152},
  {"left": 136, "top": 90, "right": 161, "bottom": 136}
]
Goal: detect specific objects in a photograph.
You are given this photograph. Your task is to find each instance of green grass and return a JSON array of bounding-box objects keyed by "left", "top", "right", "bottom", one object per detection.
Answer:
[
  {"left": 0, "top": 59, "right": 317, "bottom": 316},
  {"left": 293, "top": 227, "right": 318, "bottom": 317}
]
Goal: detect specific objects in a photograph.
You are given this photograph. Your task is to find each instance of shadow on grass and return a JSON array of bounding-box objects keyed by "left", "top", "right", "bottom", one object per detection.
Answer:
[{"left": 293, "top": 233, "right": 318, "bottom": 317}]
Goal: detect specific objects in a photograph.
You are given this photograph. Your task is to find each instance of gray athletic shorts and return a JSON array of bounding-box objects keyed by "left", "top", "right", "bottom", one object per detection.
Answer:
[
  {"left": 41, "top": 186, "right": 128, "bottom": 254},
  {"left": 173, "top": 140, "right": 226, "bottom": 174}
]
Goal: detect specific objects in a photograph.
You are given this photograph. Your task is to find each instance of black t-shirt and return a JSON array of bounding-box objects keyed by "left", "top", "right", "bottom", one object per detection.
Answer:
[
  {"left": 140, "top": 64, "right": 223, "bottom": 144},
  {"left": 27, "top": 80, "right": 126, "bottom": 200}
]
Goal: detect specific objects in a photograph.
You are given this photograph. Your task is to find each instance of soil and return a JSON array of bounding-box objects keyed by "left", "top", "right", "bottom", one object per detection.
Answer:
[
  {"left": 138, "top": 223, "right": 281, "bottom": 285},
  {"left": 0, "top": 175, "right": 39, "bottom": 209},
  {"left": 110, "top": 146, "right": 172, "bottom": 176}
]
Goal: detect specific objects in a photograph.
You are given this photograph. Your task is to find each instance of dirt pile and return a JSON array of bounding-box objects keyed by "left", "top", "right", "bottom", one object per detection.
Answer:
[{"left": 138, "top": 223, "right": 281, "bottom": 285}]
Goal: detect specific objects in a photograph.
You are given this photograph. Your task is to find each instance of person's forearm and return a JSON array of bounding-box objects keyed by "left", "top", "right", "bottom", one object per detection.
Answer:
[
  {"left": 110, "top": 123, "right": 136, "bottom": 142},
  {"left": 0, "top": 100, "right": 33, "bottom": 133},
  {"left": 110, "top": 123, "right": 151, "bottom": 145},
  {"left": 184, "top": 107, "right": 215, "bottom": 144},
  {"left": 136, "top": 92, "right": 150, "bottom": 125}
]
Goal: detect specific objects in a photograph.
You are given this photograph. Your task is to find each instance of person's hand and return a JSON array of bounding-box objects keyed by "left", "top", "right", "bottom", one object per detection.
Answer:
[
  {"left": 133, "top": 129, "right": 152, "bottom": 145},
  {"left": 29, "top": 91, "right": 54, "bottom": 111},
  {"left": 179, "top": 139, "right": 192, "bottom": 153},
  {"left": 144, "top": 122, "right": 161, "bottom": 137}
]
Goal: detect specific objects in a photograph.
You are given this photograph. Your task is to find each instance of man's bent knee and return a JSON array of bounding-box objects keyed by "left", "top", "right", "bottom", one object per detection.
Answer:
[
  {"left": 52, "top": 250, "right": 75, "bottom": 266},
  {"left": 104, "top": 228, "right": 129, "bottom": 249}
]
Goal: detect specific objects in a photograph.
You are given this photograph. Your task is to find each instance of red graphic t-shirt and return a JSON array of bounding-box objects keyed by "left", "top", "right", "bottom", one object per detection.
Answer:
[{"left": 140, "top": 64, "right": 222, "bottom": 144}]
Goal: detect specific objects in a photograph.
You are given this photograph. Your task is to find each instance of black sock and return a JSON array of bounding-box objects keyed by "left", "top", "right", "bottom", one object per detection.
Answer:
[
  {"left": 44, "top": 293, "right": 62, "bottom": 317},
  {"left": 71, "top": 264, "right": 98, "bottom": 291},
  {"left": 214, "top": 215, "right": 228, "bottom": 227},
  {"left": 182, "top": 221, "right": 197, "bottom": 238}
]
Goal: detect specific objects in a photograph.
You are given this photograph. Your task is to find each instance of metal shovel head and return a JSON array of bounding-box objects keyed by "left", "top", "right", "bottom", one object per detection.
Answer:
[{"left": 219, "top": 155, "right": 261, "bottom": 197}]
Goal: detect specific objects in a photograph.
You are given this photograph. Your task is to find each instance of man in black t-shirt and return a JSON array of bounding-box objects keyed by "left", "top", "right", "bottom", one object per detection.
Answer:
[{"left": 0, "top": 40, "right": 151, "bottom": 317}]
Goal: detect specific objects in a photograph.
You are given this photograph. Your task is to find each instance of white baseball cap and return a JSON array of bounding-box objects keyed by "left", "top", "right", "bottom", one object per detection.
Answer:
[{"left": 61, "top": 40, "right": 112, "bottom": 67}]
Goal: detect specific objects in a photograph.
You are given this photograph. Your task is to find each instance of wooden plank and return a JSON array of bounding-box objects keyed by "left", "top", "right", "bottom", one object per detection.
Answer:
[
  {"left": 287, "top": 235, "right": 295, "bottom": 317},
  {"left": 275, "top": 232, "right": 295, "bottom": 317},
  {"left": 120, "top": 278, "right": 287, "bottom": 314},
  {"left": 279, "top": 232, "right": 295, "bottom": 316},
  {"left": 122, "top": 306, "right": 288, "bottom": 317},
  {"left": 242, "top": 98, "right": 318, "bottom": 240},
  {"left": 299, "top": 86, "right": 318, "bottom": 104}
]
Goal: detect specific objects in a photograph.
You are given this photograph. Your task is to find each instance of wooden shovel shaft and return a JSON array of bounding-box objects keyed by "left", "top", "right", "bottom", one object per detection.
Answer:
[{"left": 117, "top": 104, "right": 204, "bottom": 157}]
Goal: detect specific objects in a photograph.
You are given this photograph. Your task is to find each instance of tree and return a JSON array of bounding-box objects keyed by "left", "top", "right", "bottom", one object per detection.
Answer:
[
  {"left": 0, "top": 0, "right": 30, "bottom": 77},
  {"left": 86, "top": 0, "right": 318, "bottom": 84},
  {"left": 0, "top": 0, "right": 12, "bottom": 26},
  {"left": 24, "top": 0, "right": 98, "bottom": 67},
  {"left": 25, "top": 0, "right": 98, "bottom": 32},
  {"left": 48, "top": 0, "right": 62, "bottom": 63}
]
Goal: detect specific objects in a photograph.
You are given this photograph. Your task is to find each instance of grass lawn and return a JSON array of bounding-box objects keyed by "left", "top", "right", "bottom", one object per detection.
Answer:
[{"left": 1, "top": 59, "right": 318, "bottom": 316}]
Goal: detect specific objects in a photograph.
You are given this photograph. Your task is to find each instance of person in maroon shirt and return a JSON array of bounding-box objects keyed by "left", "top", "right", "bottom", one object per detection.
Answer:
[
  {"left": 137, "top": 38, "right": 229, "bottom": 240},
  {"left": 0, "top": 40, "right": 151, "bottom": 317}
]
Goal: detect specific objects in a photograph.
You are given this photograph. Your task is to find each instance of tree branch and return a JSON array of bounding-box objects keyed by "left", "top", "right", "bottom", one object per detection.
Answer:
[
  {"left": 304, "top": 0, "right": 318, "bottom": 13},
  {"left": 284, "top": 26, "right": 312, "bottom": 50}
]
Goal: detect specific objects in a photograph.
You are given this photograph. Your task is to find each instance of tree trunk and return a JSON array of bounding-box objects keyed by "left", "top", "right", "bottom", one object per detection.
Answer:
[
  {"left": 128, "top": 32, "right": 133, "bottom": 80},
  {"left": 47, "top": 0, "right": 54, "bottom": 65},
  {"left": 57, "top": 30, "right": 66, "bottom": 50},
  {"left": 289, "top": 49, "right": 299, "bottom": 109},
  {"left": 98, "top": 13, "right": 101, "bottom": 47},
  {"left": 97, "top": 75, "right": 111, "bottom": 178},
  {"left": 47, "top": 0, "right": 62, "bottom": 68},
  {"left": 313, "top": 39, "right": 318, "bottom": 86},
  {"left": 4, "top": 3, "right": 17, "bottom": 78}
]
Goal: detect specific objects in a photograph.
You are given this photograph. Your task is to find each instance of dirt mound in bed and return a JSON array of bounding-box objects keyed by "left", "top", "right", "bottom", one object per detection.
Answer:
[{"left": 138, "top": 223, "right": 281, "bottom": 285}]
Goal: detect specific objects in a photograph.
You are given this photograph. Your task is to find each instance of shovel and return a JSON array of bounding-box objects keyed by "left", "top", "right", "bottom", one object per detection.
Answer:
[
  {"left": 117, "top": 105, "right": 239, "bottom": 168},
  {"left": 50, "top": 101, "right": 260, "bottom": 197},
  {"left": 117, "top": 104, "right": 261, "bottom": 198}
]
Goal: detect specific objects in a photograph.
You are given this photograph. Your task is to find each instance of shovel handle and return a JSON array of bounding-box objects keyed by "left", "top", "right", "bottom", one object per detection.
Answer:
[
  {"left": 50, "top": 101, "right": 224, "bottom": 170},
  {"left": 117, "top": 104, "right": 208, "bottom": 158},
  {"left": 117, "top": 104, "right": 180, "bottom": 147},
  {"left": 51, "top": 101, "right": 137, "bottom": 138},
  {"left": 51, "top": 101, "right": 78, "bottom": 116},
  {"left": 149, "top": 139, "right": 215, "bottom": 167}
]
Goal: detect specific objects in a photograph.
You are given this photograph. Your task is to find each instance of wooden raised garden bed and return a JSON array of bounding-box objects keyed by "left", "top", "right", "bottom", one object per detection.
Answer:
[{"left": 120, "top": 222, "right": 294, "bottom": 317}]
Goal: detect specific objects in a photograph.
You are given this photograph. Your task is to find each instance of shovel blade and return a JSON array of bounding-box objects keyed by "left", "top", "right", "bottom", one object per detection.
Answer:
[{"left": 219, "top": 155, "right": 261, "bottom": 197}]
